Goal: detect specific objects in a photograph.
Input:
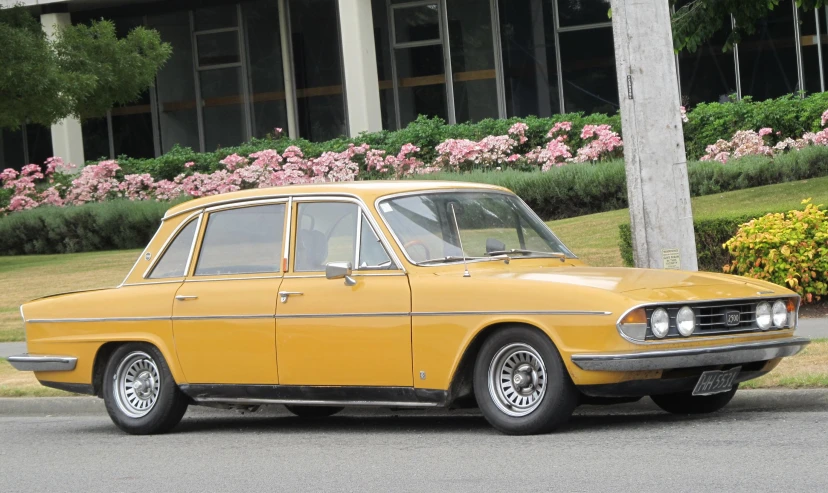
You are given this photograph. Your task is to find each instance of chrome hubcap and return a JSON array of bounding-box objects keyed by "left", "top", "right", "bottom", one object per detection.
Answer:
[
  {"left": 113, "top": 351, "right": 161, "bottom": 419},
  {"left": 488, "top": 343, "right": 547, "bottom": 417}
]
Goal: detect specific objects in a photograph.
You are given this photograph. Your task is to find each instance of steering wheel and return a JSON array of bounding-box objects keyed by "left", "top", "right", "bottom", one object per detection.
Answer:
[{"left": 403, "top": 240, "right": 431, "bottom": 261}]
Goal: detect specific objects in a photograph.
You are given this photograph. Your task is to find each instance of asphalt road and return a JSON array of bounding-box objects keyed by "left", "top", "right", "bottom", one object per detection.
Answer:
[{"left": 2, "top": 391, "right": 827, "bottom": 492}]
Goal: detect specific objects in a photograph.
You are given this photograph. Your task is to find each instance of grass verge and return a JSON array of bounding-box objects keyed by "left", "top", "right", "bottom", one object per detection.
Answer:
[{"left": 741, "top": 339, "right": 828, "bottom": 389}]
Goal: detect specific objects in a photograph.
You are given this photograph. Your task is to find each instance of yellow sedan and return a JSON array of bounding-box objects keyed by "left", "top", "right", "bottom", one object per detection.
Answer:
[{"left": 10, "top": 181, "right": 809, "bottom": 435}]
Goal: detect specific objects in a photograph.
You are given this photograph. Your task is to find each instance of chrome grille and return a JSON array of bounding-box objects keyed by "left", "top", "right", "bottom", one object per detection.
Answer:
[{"left": 644, "top": 299, "right": 789, "bottom": 340}]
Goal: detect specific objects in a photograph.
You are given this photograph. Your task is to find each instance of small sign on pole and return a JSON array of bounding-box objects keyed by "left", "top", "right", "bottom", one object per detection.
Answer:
[{"left": 662, "top": 248, "right": 681, "bottom": 270}]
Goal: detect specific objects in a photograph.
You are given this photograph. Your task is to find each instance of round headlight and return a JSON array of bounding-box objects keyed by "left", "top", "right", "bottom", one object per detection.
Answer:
[
  {"left": 756, "top": 302, "right": 772, "bottom": 330},
  {"left": 772, "top": 300, "right": 788, "bottom": 328},
  {"left": 651, "top": 308, "right": 670, "bottom": 338},
  {"left": 676, "top": 306, "right": 695, "bottom": 337}
]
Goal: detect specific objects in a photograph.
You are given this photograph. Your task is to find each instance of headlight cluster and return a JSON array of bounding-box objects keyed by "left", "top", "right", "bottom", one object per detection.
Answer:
[
  {"left": 758, "top": 300, "right": 792, "bottom": 330},
  {"left": 650, "top": 306, "right": 696, "bottom": 339}
]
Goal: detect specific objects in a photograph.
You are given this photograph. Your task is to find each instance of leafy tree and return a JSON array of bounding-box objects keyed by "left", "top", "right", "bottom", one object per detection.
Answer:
[
  {"left": 671, "top": 0, "right": 826, "bottom": 52},
  {"left": 0, "top": 6, "right": 170, "bottom": 130}
]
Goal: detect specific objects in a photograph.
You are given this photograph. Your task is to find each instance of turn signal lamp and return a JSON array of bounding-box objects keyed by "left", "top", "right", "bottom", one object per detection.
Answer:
[{"left": 618, "top": 308, "right": 647, "bottom": 341}]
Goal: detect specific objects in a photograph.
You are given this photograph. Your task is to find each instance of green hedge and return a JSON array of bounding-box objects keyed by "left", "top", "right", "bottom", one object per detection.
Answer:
[
  {"left": 619, "top": 213, "right": 783, "bottom": 272},
  {"left": 105, "top": 93, "right": 828, "bottom": 180},
  {"left": 0, "top": 200, "right": 171, "bottom": 255}
]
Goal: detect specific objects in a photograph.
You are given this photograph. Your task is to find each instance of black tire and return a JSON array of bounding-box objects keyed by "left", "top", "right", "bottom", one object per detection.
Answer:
[
  {"left": 650, "top": 387, "right": 738, "bottom": 415},
  {"left": 284, "top": 405, "right": 344, "bottom": 418},
  {"left": 473, "top": 326, "right": 578, "bottom": 435},
  {"left": 103, "top": 343, "right": 189, "bottom": 435}
]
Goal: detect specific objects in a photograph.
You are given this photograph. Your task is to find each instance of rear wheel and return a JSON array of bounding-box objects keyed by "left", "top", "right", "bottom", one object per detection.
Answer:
[
  {"left": 103, "top": 343, "right": 188, "bottom": 435},
  {"left": 473, "top": 326, "right": 577, "bottom": 435},
  {"left": 284, "top": 405, "right": 344, "bottom": 418},
  {"left": 650, "top": 387, "right": 737, "bottom": 414}
]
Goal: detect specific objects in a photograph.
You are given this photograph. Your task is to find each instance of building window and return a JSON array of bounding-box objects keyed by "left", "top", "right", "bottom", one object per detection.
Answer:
[
  {"left": 498, "top": 0, "right": 559, "bottom": 117},
  {"left": 737, "top": 0, "right": 800, "bottom": 100},
  {"left": 1, "top": 125, "right": 53, "bottom": 170},
  {"left": 290, "top": 0, "right": 348, "bottom": 141},
  {"left": 558, "top": 27, "right": 618, "bottom": 114},
  {"left": 371, "top": 0, "right": 398, "bottom": 130},
  {"left": 677, "top": 22, "right": 738, "bottom": 105}
]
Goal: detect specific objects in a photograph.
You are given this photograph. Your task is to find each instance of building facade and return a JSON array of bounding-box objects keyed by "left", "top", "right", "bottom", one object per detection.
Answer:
[{"left": 2, "top": 0, "right": 827, "bottom": 169}]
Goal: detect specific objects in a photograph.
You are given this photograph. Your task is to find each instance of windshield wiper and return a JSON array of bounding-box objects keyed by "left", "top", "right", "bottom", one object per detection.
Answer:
[
  {"left": 486, "top": 249, "right": 567, "bottom": 260},
  {"left": 418, "top": 255, "right": 511, "bottom": 265}
]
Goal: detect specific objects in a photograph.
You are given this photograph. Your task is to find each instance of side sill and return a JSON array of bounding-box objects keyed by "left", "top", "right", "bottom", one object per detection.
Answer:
[{"left": 179, "top": 384, "right": 448, "bottom": 408}]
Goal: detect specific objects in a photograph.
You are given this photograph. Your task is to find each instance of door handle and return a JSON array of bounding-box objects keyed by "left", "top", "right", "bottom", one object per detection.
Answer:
[
  {"left": 175, "top": 295, "right": 198, "bottom": 301},
  {"left": 279, "top": 291, "right": 303, "bottom": 303}
]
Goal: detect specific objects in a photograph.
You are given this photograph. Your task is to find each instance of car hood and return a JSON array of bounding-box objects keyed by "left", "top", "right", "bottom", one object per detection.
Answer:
[{"left": 440, "top": 265, "right": 789, "bottom": 301}]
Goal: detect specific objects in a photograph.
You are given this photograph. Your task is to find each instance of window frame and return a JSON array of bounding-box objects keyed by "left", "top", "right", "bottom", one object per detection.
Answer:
[
  {"left": 143, "top": 211, "right": 204, "bottom": 280},
  {"left": 289, "top": 196, "right": 403, "bottom": 274}
]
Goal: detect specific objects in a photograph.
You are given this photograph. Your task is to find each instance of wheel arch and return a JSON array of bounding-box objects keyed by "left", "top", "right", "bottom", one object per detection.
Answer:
[
  {"left": 446, "top": 321, "right": 565, "bottom": 407},
  {"left": 91, "top": 336, "right": 184, "bottom": 397}
]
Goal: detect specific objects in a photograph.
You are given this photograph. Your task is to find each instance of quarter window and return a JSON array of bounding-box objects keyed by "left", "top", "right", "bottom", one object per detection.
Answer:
[
  {"left": 195, "top": 204, "right": 286, "bottom": 276},
  {"left": 148, "top": 219, "right": 199, "bottom": 279},
  {"left": 358, "top": 214, "right": 393, "bottom": 269}
]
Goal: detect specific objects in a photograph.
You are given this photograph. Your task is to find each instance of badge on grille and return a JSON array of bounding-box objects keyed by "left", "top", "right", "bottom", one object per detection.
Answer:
[{"left": 725, "top": 310, "right": 741, "bottom": 326}]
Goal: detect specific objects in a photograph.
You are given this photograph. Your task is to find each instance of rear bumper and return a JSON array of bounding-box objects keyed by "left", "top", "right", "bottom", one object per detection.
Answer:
[
  {"left": 571, "top": 337, "right": 810, "bottom": 372},
  {"left": 7, "top": 354, "right": 77, "bottom": 372}
]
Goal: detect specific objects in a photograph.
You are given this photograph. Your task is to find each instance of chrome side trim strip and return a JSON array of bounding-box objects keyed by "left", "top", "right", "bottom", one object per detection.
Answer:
[
  {"left": 192, "top": 397, "right": 439, "bottom": 408},
  {"left": 26, "top": 316, "right": 171, "bottom": 323},
  {"left": 571, "top": 337, "right": 811, "bottom": 372},
  {"left": 8, "top": 354, "right": 77, "bottom": 372},
  {"left": 412, "top": 310, "right": 611, "bottom": 317},
  {"left": 274, "top": 312, "right": 409, "bottom": 319}
]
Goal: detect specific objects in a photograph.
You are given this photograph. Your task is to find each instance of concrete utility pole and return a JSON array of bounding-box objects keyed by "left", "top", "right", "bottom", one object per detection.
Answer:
[{"left": 610, "top": 0, "right": 698, "bottom": 271}]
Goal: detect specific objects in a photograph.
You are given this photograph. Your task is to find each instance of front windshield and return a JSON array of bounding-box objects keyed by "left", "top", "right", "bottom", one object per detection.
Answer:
[{"left": 378, "top": 191, "right": 574, "bottom": 263}]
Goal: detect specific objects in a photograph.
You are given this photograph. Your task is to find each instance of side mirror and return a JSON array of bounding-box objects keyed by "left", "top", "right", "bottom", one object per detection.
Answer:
[{"left": 325, "top": 261, "right": 356, "bottom": 286}]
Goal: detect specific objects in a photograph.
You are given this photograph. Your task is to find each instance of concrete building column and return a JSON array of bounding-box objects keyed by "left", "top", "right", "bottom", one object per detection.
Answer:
[
  {"left": 337, "top": 0, "right": 383, "bottom": 136},
  {"left": 610, "top": 0, "right": 698, "bottom": 271},
  {"left": 40, "top": 12, "right": 85, "bottom": 167}
]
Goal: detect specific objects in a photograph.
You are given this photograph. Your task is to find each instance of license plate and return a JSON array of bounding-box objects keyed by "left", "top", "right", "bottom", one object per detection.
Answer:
[{"left": 692, "top": 366, "right": 741, "bottom": 396}]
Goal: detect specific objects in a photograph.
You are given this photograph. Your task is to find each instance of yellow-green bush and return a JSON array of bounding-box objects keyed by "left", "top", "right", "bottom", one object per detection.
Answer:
[{"left": 723, "top": 200, "right": 828, "bottom": 303}]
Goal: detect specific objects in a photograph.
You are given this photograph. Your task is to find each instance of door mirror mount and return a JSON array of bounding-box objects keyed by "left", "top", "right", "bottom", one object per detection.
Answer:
[{"left": 326, "top": 261, "right": 356, "bottom": 286}]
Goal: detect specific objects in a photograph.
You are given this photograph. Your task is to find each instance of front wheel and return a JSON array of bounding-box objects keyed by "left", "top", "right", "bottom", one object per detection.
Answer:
[
  {"left": 103, "top": 343, "right": 189, "bottom": 435},
  {"left": 650, "top": 386, "right": 737, "bottom": 415},
  {"left": 473, "top": 327, "right": 577, "bottom": 435}
]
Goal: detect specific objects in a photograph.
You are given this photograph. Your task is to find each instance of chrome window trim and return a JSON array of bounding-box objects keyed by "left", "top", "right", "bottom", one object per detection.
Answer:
[
  {"left": 164, "top": 191, "right": 361, "bottom": 219},
  {"left": 120, "top": 221, "right": 164, "bottom": 287},
  {"left": 354, "top": 211, "right": 363, "bottom": 268},
  {"left": 615, "top": 296, "right": 801, "bottom": 345},
  {"left": 289, "top": 195, "right": 405, "bottom": 273},
  {"left": 142, "top": 211, "right": 203, "bottom": 279},
  {"left": 373, "top": 189, "right": 577, "bottom": 267},
  {"left": 121, "top": 280, "right": 185, "bottom": 287},
  {"left": 184, "top": 275, "right": 285, "bottom": 283},
  {"left": 283, "top": 196, "right": 293, "bottom": 270},
  {"left": 194, "top": 201, "right": 288, "bottom": 277}
]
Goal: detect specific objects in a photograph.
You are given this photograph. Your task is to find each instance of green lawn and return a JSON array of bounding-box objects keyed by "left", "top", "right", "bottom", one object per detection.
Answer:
[{"left": 1, "top": 176, "right": 826, "bottom": 342}]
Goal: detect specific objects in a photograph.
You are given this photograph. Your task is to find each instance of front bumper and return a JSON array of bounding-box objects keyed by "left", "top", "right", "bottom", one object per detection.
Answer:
[
  {"left": 571, "top": 337, "right": 810, "bottom": 372},
  {"left": 7, "top": 354, "right": 77, "bottom": 372}
]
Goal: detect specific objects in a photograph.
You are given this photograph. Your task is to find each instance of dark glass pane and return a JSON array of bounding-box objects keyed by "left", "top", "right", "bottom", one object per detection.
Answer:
[
  {"left": 149, "top": 220, "right": 198, "bottom": 279},
  {"left": 396, "top": 44, "right": 448, "bottom": 125},
  {"left": 678, "top": 25, "right": 737, "bottom": 105},
  {"left": 498, "top": 0, "right": 559, "bottom": 117},
  {"left": 557, "top": 0, "right": 612, "bottom": 27},
  {"left": 82, "top": 117, "right": 111, "bottom": 161},
  {"left": 196, "top": 31, "right": 241, "bottom": 66},
  {"left": 0, "top": 127, "right": 25, "bottom": 170},
  {"left": 290, "top": 0, "right": 347, "bottom": 141},
  {"left": 738, "top": 0, "right": 800, "bottom": 100},
  {"left": 194, "top": 4, "right": 238, "bottom": 31},
  {"left": 113, "top": 16, "right": 143, "bottom": 37},
  {"left": 243, "top": 0, "right": 288, "bottom": 138},
  {"left": 799, "top": 6, "right": 824, "bottom": 94},
  {"left": 148, "top": 11, "right": 201, "bottom": 152},
  {"left": 447, "top": 0, "right": 498, "bottom": 122},
  {"left": 394, "top": 4, "right": 441, "bottom": 44},
  {"left": 372, "top": 0, "right": 397, "bottom": 129},
  {"left": 26, "top": 124, "right": 54, "bottom": 166},
  {"left": 200, "top": 67, "right": 247, "bottom": 150},
  {"left": 559, "top": 27, "right": 618, "bottom": 114}
]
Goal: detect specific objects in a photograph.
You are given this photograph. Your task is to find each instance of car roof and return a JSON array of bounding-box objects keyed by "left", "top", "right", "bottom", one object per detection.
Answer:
[{"left": 163, "top": 180, "right": 512, "bottom": 218}]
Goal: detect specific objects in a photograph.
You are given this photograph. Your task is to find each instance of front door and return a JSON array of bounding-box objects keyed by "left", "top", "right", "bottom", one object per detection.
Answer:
[
  {"left": 172, "top": 202, "right": 287, "bottom": 385},
  {"left": 275, "top": 200, "right": 413, "bottom": 387}
]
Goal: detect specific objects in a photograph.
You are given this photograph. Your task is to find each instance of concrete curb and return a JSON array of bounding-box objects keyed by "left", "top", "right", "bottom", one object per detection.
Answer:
[{"left": 1, "top": 388, "right": 826, "bottom": 417}]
